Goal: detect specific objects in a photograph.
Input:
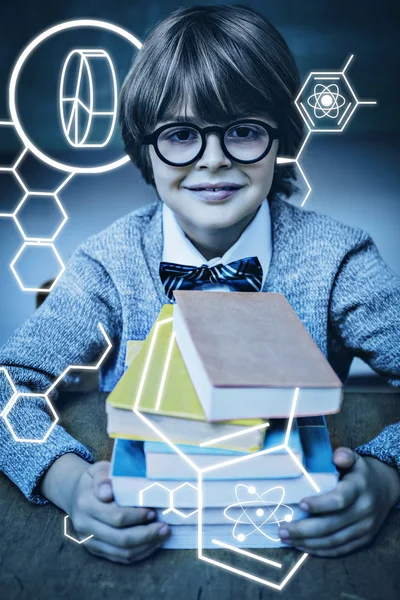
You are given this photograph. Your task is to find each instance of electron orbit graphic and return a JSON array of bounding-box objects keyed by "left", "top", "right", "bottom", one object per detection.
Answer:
[
  {"left": 224, "top": 484, "right": 294, "bottom": 543},
  {"left": 307, "top": 83, "right": 346, "bottom": 119}
]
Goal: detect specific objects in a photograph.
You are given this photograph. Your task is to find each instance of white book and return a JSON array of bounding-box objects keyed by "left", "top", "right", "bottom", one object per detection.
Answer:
[
  {"left": 161, "top": 524, "right": 296, "bottom": 550},
  {"left": 156, "top": 504, "right": 307, "bottom": 526}
]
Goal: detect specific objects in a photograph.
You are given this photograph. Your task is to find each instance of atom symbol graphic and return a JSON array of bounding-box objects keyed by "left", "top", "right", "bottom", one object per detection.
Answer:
[
  {"left": 224, "top": 484, "right": 294, "bottom": 543},
  {"left": 307, "top": 83, "right": 346, "bottom": 119}
]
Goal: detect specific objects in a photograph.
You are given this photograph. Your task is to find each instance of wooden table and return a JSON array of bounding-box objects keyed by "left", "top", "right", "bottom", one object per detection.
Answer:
[{"left": 1, "top": 390, "right": 399, "bottom": 600}]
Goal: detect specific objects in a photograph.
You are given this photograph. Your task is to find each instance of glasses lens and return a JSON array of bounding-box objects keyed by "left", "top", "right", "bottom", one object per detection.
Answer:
[
  {"left": 157, "top": 125, "right": 202, "bottom": 164},
  {"left": 225, "top": 123, "right": 270, "bottom": 162}
]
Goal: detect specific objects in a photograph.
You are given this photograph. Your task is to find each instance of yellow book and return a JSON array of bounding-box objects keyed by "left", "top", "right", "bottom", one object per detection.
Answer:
[{"left": 106, "top": 304, "right": 268, "bottom": 452}]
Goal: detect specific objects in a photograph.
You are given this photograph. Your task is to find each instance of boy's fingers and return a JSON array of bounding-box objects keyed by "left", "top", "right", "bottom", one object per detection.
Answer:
[
  {"left": 94, "top": 481, "right": 114, "bottom": 502},
  {"left": 286, "top": 518, "right": 372, "bottom": 550},
  {"left": 91, "top": 501, "right": 156, "bottom": 528},
  {"left": 300, "top": 478, "right": 359, "bottom": 514},
  {"left": 86, "top": 537, "right": 161, "bottom": 564},
  {"left": 88, "top": 517, "right": 170, "bottom": 549},
  {"left": 88, "top": 462, "right": 114, "bottom": 502},
  {"left": 87, "top": 461, "right": 111, "bottom": 478},
  {"left": 280, "top": 508, "right": 360, "bottom": 540},
  {"left": 333, "top": 447, "right": 358, "bottom": 470}
]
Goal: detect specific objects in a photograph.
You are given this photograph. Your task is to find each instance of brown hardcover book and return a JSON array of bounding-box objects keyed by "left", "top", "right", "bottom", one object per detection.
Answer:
[{"left": 173, "top": 290, "right": 343, "bottom": 421}]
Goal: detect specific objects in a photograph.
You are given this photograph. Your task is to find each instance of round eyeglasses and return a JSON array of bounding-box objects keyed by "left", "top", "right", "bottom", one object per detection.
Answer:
[{"left": 139, "top": 119, "right": 279, "bottom": 166}]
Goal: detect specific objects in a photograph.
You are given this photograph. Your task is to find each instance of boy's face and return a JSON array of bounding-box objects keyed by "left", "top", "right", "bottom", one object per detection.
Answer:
[{"left": 148, "top": 107, "right": 279, "bottom": 231}]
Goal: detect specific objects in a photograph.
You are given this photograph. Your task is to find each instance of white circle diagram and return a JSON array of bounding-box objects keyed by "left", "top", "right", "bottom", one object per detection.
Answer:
[{"left": 9, "top": 20, "right": 142, "bottom": 174}]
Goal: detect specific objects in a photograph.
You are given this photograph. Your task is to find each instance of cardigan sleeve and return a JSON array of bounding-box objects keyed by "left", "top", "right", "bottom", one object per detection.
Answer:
[
  {"left": 329, "top": 233, "right": 400, "bottom": 506},
  {"left": 0, "top": 245, "right": 122, "bottom": 505}
]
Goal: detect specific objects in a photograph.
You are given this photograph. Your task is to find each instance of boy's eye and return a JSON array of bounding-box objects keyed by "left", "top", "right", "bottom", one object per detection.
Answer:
[
  {"left": 227, "top": 125, "right": 265, "bottom": 143},
  {"left": 161, "top": 127, "right": 199, "bottom": 144}
]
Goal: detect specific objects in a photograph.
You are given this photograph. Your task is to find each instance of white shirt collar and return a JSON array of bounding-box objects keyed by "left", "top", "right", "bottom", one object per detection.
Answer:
[{"left": 162, "top": 199, "right": 272, "bottom": 288}]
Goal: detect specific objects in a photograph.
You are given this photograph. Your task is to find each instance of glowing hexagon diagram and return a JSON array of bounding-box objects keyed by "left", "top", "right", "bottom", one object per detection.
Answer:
[
  {"left": 131, "top": 304, "right": 327, "bottom": 589},
  {"left": 295, "top": 55, "right": 376, "bottom": 132},
  {"left": 13, "top": 192, "right": 67, "bottom": 241},
  {"left": 0, "top": 367, "right": 17, "bottom": 417},
  {"left": 10, "top": 242, "right": 65, "bottom": 292},
  {"left": 2, "top": 392, "right": 58, "bottom": 442},
  {"left": 139, "top": 481, "right": 198, "bottom": 519}
]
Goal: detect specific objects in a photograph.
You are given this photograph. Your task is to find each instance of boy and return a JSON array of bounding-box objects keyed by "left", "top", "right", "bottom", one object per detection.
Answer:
[{"left": 1, "top": 5, "right": 399, "bottom": 563}]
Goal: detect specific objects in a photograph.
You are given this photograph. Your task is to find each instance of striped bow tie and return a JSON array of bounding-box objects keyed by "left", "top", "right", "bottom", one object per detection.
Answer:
[{"left": 159, "top": 256, "right": 263, "bottom": 302}]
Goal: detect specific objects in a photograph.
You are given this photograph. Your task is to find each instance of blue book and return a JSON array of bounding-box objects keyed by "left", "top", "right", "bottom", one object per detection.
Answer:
[{"left": 144, "top": 418, "right": 303, "bottom": 479}]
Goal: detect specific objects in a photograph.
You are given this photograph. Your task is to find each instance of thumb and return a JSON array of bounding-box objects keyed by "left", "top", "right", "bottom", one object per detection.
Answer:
[
  {"left": 89, "top": 461, "right": 114, "bottom": 502},
  {"left": 333, "top": 447, "right": 358, "bottom": 471}
]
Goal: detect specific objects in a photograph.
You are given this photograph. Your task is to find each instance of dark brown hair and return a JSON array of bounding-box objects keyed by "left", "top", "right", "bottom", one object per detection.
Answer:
[{"left": 120, "top": 4, "right": 304, "bottom": 201}]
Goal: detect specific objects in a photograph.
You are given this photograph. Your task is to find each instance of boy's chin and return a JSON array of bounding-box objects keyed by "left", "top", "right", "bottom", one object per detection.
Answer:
[{"left": 182, "top": 209, "right": 250, "bottom": 231}]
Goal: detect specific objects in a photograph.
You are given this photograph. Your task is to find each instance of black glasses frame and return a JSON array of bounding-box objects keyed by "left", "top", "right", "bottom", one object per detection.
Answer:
[{"left": 139, "top": 119, "right": 279, "bottom": 166}]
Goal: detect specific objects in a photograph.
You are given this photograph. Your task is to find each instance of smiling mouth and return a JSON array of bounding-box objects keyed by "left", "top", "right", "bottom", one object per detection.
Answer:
[{"left": 188, "top": 187, "right": 242, "bottom": 191}]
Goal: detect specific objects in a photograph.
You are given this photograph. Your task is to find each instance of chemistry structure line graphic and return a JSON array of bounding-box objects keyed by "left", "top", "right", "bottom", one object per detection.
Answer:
[
  {"left": 0, "top": 323, "right": 111, "bottom": 544},
  {"left": 0, "top": 323, "right": 112, "bottom": 443},
  {"left": 0, "top": 123, "right": 75, "bottom": 292},
  {"left": 198, "top": 386, "right": 311, "bottom": 590},
  {"left": 132, "top": 315, "right": 318, "bottom": 589},
  {"left": 277, "top": 54, "right": 377, "bottom": 207}
]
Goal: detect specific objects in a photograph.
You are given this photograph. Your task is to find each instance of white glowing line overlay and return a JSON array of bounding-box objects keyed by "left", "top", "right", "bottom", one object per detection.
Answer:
[
  {"left": 200, "top": 421, "right": 270, "bottom": 448},
  {"left": 9, "top": 20, "right": 142, "bottom": 174},
  {"left": 64, "top": 515, "right": 94, "bottom": 544},
  {"left": 223, "top": 484, "right": 294, "bottom": 543},
  {"left": 277, "top": 128, "right": 312, "bottom": 207},
  {"left": 0, "top": 367, "right": 17, "bottom": 419},
  {"left": 0, "top": 323, "right": 111, "bottom": 443},
  {"left": 211, "top": 540, "right": 283, "bottom": 569},
  {"left": 59, "top": 49, "right": 118, "bottom": 148},
  {"left": 10, "top": 242, "right": 65, "bottom": 293},
  {"left": 139, "top": 482, "right": 198, "bottom": 519},
  {"left": 277, "top": 55, "right": 376, "bottom": 208},
  {"left": 294, "top": 54, "right": 377, "bottom": 134},
  {"left": 13, "top": 191, "right": 68, "bottom": 242},
  {"left": 0, "top": 124, "right": 74, "bottom": 292},
  {"left": 133, "top": 318, "right": 318, "bottom": 589}
]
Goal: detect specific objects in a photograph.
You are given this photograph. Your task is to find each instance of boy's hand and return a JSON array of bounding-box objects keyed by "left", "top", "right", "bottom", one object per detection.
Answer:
[
  {"left": 278, "top": 447, "right": 400, "bottom": 557},
  {"left": 67, "top": 461, "right": 170, "bottom": 564}
]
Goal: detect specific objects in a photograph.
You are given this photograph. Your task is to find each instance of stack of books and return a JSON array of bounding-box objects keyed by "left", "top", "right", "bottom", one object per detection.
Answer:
[{"left": 106, "top": 291, "right": 343, "bottom": 549}]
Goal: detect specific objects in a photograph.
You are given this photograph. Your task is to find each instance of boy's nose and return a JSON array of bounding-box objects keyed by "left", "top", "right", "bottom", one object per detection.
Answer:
[{"left": 195, "top": 133, "right": 231, "bottom": 170}]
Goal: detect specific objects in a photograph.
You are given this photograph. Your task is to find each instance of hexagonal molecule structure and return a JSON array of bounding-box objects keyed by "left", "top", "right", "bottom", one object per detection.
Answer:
[
  {"left": 13, "top": 192, "right": 67, "bottom": 242},
  {"left": 10, "top": 241, "right": 65, "bottom": 292},
  {"left": 133, "top": 305, "right": 319, "bottom": 589},
  {"left": 2, "top": 392, "right": 58, "bottom": 442},
  {"left": 295, "top": 55, "right": 376, "bottom": 133}
]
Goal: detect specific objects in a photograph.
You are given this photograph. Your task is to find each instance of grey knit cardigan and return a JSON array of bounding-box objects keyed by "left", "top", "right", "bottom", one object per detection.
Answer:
[{"left": 0, "top": 197, "right": 399, "bottom": 505}]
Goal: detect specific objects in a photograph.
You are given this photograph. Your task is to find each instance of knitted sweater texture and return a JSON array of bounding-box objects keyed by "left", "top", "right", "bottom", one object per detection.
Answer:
[{"left": 0, "top": 197, "right": 399, "bottom": 505}]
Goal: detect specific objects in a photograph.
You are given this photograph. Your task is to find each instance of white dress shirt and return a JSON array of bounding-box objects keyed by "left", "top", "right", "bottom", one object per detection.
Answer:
[{"left": 162, "top": 199, "right": 272, "bottom": 291}]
